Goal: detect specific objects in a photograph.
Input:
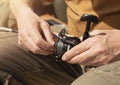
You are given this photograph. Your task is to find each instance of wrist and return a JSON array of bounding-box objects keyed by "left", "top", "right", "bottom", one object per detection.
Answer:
[
  {"left": 16, "top": 6, "right": 33, "bottom": 20},
  {"left": 10, "top": 0, "right": 34, "bottom": 19}
]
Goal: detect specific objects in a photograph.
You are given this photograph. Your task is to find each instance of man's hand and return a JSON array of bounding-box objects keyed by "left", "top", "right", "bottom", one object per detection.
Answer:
[
  {"left": 17, "top": 9, "right": 54, "bottom": 55},
  {"left": 10, "top": 0, "right": 55, "bottom": 55},
  {"left": 62, "top": 30, "right": 120, "bottom": 66}
]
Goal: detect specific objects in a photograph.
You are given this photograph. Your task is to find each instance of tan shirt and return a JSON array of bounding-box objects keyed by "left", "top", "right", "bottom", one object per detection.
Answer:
[
  {"left": 65, "top": 0, "right": 120, "bottom": 37},
  {"left": 0, "top": 0, "right": 120, "bottom": 36}
]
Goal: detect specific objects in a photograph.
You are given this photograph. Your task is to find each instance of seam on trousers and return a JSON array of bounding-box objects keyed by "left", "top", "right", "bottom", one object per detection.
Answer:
[{"left": 94, "top": 71, "right": 113, "bottom": 85}]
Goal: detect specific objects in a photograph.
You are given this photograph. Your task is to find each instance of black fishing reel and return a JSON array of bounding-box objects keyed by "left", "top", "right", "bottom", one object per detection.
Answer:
[
  {"left": 54, "top": 14, "right": 98, "bottom": 61},
  {"left": 53, "top": 14, "right": 98, "bottom": 78},
  {"left": 54, "top": 29, "right": 81, "bottom": 60},
  {"left": 54, "top": 29, "right": 82, "bottom": 78}
]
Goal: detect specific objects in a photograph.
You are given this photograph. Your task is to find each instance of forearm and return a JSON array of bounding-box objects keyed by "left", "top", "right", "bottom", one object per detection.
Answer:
[
  {"left": 9, "top": 0, "right": 35, "bottom": 19},
  {"left": 9, "top": 0, "right": 54, "bottom": 19}
]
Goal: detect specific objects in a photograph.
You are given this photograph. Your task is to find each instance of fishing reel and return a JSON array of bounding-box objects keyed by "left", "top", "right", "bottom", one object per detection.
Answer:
[
  {"left": 53, "top": 14, "right": 98, "bottom": 78},
  {"left": 54, "top": 14, "right": 98, "bottom": 61},
  {"left": 54, "top": 29, "right": 81, "bottom": 60}
]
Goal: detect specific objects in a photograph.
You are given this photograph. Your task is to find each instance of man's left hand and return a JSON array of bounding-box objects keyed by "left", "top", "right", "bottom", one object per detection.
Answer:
[{"left": 62, "top": 30, "right": 120, "bottom": 66}]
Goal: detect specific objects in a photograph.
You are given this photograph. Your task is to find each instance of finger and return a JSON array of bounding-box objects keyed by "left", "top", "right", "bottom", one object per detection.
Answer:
[
  {"left": 40, "top": 21, "right": 55, "bottom": 45},
  {"left": 62, "top": 39, "right": 91, "bottom": 61},
  {"left": 25, "top": 37, "right": 53, "bottom": 55},
  {"left": 90, "top": 30, "right": 107, "bottom": 37},
  {"left": 90, "top": 30, "right": 102, "bottom": 35},
  {"left": 28, "top": 22, "right": 54, "bottom": 51},
  {"left": 67, "top": 48, "right": 98, "bottom": 64},
  {"left": 20, "top": 33, "right": 52, "bottom": 55}
]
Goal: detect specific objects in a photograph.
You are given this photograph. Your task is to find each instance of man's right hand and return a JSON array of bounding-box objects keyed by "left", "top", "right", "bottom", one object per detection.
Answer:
[{"left": 16, "top": 8, "right": 55, "bottom": 55}]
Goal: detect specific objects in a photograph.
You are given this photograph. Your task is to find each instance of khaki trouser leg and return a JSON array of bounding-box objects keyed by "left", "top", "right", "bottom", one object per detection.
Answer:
[
  {"left": 72, "top": 60, "right": 120, "bottom": 85},
  {"left": 0, "top": 32, "right": 74, "bottom": 85}
]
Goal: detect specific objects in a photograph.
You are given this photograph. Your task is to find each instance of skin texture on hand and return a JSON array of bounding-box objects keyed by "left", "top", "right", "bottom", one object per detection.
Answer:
[
  {"left": 17, "top": 9, "right": 55, "bottom": 55},
  {"left": 62, "top": 30, "right": 120, "bottom": 66},
  {"left": 10, "top": 0, "right": 55, "bottom": 55}
]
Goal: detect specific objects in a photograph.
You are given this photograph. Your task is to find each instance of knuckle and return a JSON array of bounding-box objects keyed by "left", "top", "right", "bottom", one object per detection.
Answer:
[
  {"left": 79, "top": 58, "right": 85, "bottom": 64},
  {"left": 35, "top": 39, "right": 41, "bottom": 45},
  {"left": 95, "top": 49, "right": 102, "bottom": 54},
  {"left": 77, "top": 57, "right": 84, "bottom": 64},
  {"left": 95, "top": 46, "right": 104, "bottom": 54},
  {"left": 41, "top": 22, "right": 49, "bottom": 28},
  {"left": 32, "top": 48, "right": 39, "bottom": 54},
  {"left": 92, "top": 37, "right": 99, "bottom": 43},
  {"left": 97, "top": 58, "right": 106, "bottom": 65},
  {"left": 43, "top": 24, "right": 49, "bottom": 29},
  {"left": 44, "top": 44, "right": 52, "bottom": 50}
]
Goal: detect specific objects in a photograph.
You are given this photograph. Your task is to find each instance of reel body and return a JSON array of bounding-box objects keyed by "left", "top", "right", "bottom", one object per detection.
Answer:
[{"left": 54, "top": 29, "right": 81, "bottom": 60}]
